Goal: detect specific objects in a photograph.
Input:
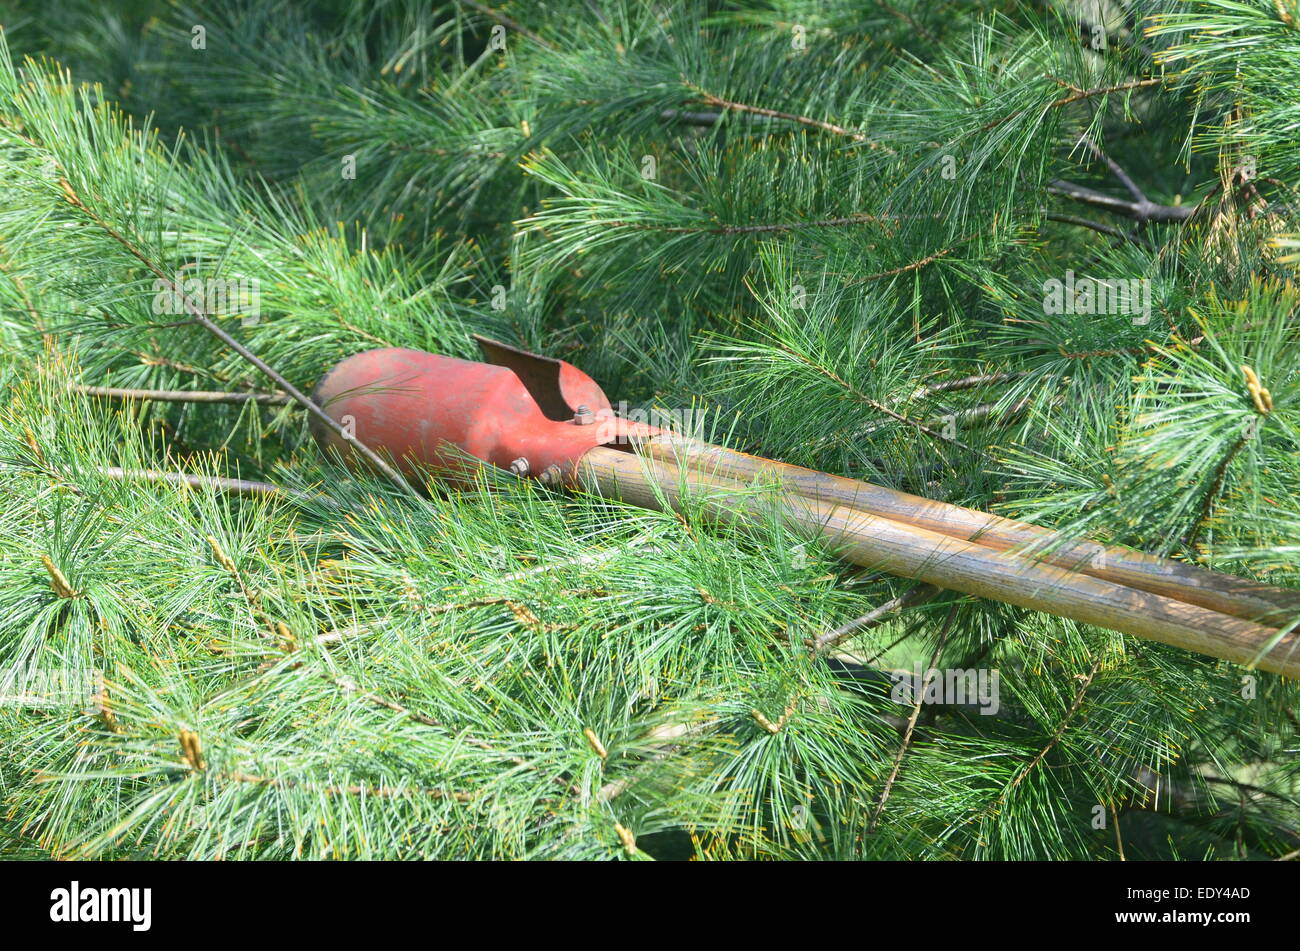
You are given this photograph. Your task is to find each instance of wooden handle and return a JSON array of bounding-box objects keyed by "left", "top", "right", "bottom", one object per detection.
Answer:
[
  {"left": 639, "top": 436, "right": 1300, "bottom": 629},
  {"left": 579, "top": 446, "right": 1300, "bottom": 677}
]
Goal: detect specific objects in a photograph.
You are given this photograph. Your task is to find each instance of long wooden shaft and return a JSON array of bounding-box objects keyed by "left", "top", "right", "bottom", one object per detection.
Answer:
[
  {"left": 578, "top": 447, "right": 1299, "bottom": 677},
  {"left": 638, "top": 436, "right": 1300, "bottom": 628}
]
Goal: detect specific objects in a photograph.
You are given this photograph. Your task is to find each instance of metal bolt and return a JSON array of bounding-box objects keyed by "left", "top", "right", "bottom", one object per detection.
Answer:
[
  {"left": 573, "top": 404, "right": 595, "bottom": 425},
  {"left": 539, "top": 464, "right": 563, "bottom": 485},
  {"left": 509, "top": 457, "right": 530, "bottom": 477}
]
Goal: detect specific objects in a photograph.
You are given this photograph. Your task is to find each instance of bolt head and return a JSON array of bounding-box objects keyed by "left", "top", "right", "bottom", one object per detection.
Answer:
[
  {"left": 539, "top": 464, "right": 563, "bottom": 485},
  {"left": 508, "top": 457, "right": 530, "bottom": 477}
]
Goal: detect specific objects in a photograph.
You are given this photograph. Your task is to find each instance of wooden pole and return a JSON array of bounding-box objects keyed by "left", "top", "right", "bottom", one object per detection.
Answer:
[
  {"left": 578, "top": 446, "right": 1299, "bottom": 677},
  {"left": 638, "top": 435, "right": 1300, "bottom": 628}
]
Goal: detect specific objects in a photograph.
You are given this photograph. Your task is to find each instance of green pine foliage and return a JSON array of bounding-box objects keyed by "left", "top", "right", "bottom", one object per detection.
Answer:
[{"left": 0, "top": 0, "right": 1296, "bottom": 859}]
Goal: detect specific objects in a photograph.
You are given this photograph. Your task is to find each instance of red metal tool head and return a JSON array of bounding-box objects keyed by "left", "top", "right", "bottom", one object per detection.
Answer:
[{"left": 310, "top": 335, "right": 657, "bottom": 485}]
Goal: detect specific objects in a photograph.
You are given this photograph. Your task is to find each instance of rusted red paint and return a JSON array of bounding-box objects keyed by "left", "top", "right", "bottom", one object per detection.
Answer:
[{"left": 311, "top": 346, "right": 659, "bottom": 485}]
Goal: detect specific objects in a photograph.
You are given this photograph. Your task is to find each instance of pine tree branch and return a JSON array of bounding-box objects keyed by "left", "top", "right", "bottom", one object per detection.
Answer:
[
  {"left": 1078, "top": 134, "right": 1145, "bottom": 204},
  {"left": 131, "top": 351, "right": 227, "bottom": 379},
  {"left": 1048, "top": 135, "right": 1196, "bottom": 227},
  {"left": 55, "top": 179, "right": 419, "bottom": 499},
  {"left": 771, "top": 341, "right": 972, "bottom": 451},
  {"left": 846, "top": 240, "right": 967, "bottom": 285},
  {"left": 1053, "top": 344, "right": 1151, "bottom": 360},
  {"left": 206, "top": 535, "right": 278, "bottom": 644},
  {"left": 329, "top": 674, "right": 577, "bottom": 794},
  {"left": 978, "top": 655, "right": 1104, "bottom": 818},
  {"left": 1047, "top": 180, "right": 1141, "bottom": 216},
  {"left": 1047, "top": 179, "right": 1194, "bottom": 224},
  {"left": 1111, "top": 801, "right": 1126, "bottom": 860},
  {"left": 490, "top": 532, "right": 659, "bottom": 583},
  {"left": 0, "top": 241, "right": 45, "bottom": 332},
  {"left": 1049, "top": 77, "right": 1164, "bottom": 108},
  {"left": 595, "top": 716, "right": 720, "bottom": 804},
  {"left": 659, "top": 108, "right": 733, "bottom": 127},
  {"left": 616, "top": 212, "right": 896, "bottom": 235},
  {"left": 980, "top": 77, "right": 1164, "bottom": 133},
  {"left": 1050, "top": 188, "right": 1195, "bottom": 224},
  {"left": 854, "top": 396, "right": 1034, "bottom": 440},
  {"left": 1185, "top": 433, "right": 1250, "bottom": 551},
  {"left": 1203, "top": 775, "right": 1300, "bottom": 807},
  {"left": 6, "top": 458, "right": 314, "bottom": 502},
  {"left": 874, "top": 0, "right": 938, "bottom": 44}
]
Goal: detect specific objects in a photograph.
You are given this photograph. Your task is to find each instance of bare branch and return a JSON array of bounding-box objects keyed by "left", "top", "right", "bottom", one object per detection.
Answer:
[
  {"left": 1077, "top": 134, "right": 1146, "bottom": 204},
  {"left": 911, "top": 370, "right": 1031, "bottom": 401},
  {"left": 1044, "top": 211, "right": 1154, "bottom": 248},
  {"left": 1049, "top": 137, "right": 1195, "bottom": 226},
  {"left": 73, "top": 384, "right": 292, "bottom": 406},
  {"left": 811, "top": 583, "right": 942, "bottom": 654}
]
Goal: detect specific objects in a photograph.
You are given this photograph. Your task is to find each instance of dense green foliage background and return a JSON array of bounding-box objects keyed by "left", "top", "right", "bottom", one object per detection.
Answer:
[{"left": 0, "top": 0, "right": 1296, "bottom": 859}]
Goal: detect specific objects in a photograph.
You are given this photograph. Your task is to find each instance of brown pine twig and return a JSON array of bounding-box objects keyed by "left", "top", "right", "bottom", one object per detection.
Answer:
[
  {"left": 614, "top": 212, "right": 896, "bottom": 235},
  {"left": 848, "top": 241, "right": 965, "bottom": 285},
  {"left": 812, "top": 584, "right": 942, "bottom": 654},
  {"left": 1185, "top": 434, "right": 1249, "bottom": 552},
  {"left": 73, "top": 384, "right": 292, "bottom": 406},
  {"left": 225, "top": 770, "right": 474, "bottom": 802},
  {"left": 93, "top": 467, "right": 315, "bottom": 502},
  {"left": 772, "top": 341, "right": 973, "bottom": 452},
  {"left": 1044, "top": 212, "right": 1154, "bottom": 249},
  {"left": 688, "top": 89, "right": 877, "bottom": 145}
]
